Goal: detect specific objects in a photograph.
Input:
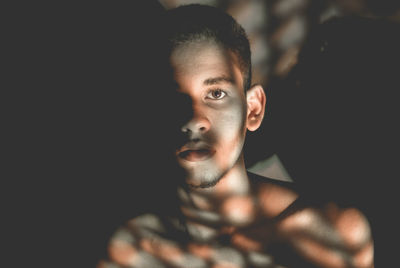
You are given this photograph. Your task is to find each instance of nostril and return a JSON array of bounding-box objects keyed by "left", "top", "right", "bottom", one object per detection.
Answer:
[
  {"left": 181, "top": 117, "right": 210, "bottom": 134},
  {"left": 181, "top": 127, "right": 192, "bottom": 134}
]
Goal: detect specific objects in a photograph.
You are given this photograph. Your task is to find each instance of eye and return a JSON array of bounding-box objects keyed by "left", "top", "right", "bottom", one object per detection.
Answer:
[{"left": 206, "top": 89, "right": 227, "bottom": 100}]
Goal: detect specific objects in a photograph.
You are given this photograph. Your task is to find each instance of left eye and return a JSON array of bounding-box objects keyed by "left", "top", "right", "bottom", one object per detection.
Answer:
[{"left": 207, "top": 89, "right": 226, "bottom": 100}]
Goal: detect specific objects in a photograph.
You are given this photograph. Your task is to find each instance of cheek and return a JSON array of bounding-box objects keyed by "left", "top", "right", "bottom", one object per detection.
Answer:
[
  {"left": 212, "top": 103, "right": 246, "bottom": 155},
  {"left": 226, "top": 100, "right": 247, "bottom": 137},
  {"left": 213, "top": 107, "right": 245, "bottom": 137}
]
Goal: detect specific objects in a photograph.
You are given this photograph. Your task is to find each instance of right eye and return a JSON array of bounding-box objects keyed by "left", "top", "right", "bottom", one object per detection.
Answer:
[{"left": 206, "top": 89, "right": 227, "bottom": 100}]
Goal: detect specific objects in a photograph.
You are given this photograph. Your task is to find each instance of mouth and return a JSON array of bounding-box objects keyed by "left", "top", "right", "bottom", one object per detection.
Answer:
[{"left": 178, "top": 148, "right": 216, "bottom": 162}]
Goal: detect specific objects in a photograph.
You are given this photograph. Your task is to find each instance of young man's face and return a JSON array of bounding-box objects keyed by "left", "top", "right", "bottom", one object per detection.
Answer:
[{"left": 170, "top": 41, "right": 248, "bottom": 188}]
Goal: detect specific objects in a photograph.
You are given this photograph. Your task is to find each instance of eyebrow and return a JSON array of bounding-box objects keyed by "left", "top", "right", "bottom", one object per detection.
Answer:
[{"left": 203, "top": 76, "right": 234, "bottom": 86}]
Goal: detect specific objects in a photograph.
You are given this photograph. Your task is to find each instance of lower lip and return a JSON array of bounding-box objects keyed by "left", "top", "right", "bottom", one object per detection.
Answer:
[{"left": 179, "top": 149, "right": 215, "bottom": 162}]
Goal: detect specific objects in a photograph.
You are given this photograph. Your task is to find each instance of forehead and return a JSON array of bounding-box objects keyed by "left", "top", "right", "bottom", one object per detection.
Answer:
[{"left": 170, "top": 41, "right": 243, "bottom": 89}]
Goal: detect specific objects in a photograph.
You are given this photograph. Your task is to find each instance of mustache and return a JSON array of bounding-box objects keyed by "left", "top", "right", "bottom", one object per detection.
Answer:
[{"left": 174, "top": 131, "right": 217, "bottom": 151}]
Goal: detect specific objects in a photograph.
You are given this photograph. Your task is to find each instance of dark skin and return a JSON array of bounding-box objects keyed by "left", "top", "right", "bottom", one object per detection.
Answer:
[{"left": 98, "top": 41, "right": 373, "bottom": 268}]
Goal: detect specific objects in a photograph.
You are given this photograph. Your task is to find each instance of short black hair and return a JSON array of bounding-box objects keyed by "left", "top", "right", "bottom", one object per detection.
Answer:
[{"left": 164, "top": 4, "right": 252, "bottom": 91}]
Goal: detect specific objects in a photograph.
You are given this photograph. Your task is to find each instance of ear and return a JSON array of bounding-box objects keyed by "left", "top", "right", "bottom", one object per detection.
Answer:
[{"left": 246, "top": 84, "right": 266, "bottom": 131}]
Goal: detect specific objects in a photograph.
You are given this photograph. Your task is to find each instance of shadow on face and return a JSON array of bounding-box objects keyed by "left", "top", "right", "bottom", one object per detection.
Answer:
[{"left": 168, "top": 41, "right": 249, "bottom": 189}]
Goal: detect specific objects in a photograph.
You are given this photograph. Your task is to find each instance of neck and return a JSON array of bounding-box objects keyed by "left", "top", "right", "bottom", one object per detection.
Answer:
[{"left": 177, "top": 155, "right": 256, "bottom": 228}]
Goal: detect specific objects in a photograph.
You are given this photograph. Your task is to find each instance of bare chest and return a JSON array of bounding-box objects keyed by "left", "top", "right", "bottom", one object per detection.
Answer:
[{"left": 110, "top": 215, "right": 301, "bottom": 268}]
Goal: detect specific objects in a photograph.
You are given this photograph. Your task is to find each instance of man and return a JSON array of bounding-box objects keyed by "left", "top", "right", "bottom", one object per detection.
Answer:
[{"left": 98, "top": 5, "right": 373, "bottom": 268}]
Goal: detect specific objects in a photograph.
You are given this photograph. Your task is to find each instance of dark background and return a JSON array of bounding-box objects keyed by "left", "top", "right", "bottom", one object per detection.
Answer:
[{"left": 6, "top": 1, "right": 170, "bottom": 267}]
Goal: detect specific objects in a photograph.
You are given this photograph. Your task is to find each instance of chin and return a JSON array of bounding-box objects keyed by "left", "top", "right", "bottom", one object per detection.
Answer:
[
  {"left": 187, "top": 177, "right": 221, "bottom": 189},
  {"left": 184, "top": 168, "right": 224, "bottom": 189}
]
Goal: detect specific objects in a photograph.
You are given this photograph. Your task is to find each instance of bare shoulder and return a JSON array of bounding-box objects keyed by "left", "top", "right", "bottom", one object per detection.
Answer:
[
  {"left": 250, "top": 173, "right": 300, "bottom": 218},
  {"left": 276, "top": 202, "right": 374, "bottom": 268}
]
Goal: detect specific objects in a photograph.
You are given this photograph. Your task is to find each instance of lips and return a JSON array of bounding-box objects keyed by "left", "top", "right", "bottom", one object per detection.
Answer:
[{"left": 178, "top": 148, "right": 215, "bottom": 162}]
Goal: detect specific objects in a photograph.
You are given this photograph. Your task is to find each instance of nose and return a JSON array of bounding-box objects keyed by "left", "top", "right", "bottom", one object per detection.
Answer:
[{"left": 181, "top": 106, "right": 210, "bottom": 135}]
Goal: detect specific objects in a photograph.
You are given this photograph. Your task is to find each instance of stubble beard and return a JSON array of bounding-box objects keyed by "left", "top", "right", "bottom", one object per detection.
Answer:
[
  {"left": 184, "top": 154, "right": 242, "bottom": 189},
  {"left": 184, "top": 163, "right": 228, "bottom": 189}
]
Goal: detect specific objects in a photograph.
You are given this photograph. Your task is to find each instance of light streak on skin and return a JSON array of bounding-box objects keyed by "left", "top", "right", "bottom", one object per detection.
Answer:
[
  {"left": 221, "top": 195, "right": 255, "bottom": 226},
  {"left": 279, "top": 209, "right": 345, "bottom": 251},
  {"left": 231, "top": 233, "right": 262, "bottom": 251},
  {"left": 258, "top": 182, "right": 299, "bottom": 218},
  {"left": 298, "top": 238, "right": 347, "bottom": 268},
  {"left": 332, "top": 207, "right": 371, "bottom": 249},
  {"left": 177, "top": 253, "right": 208, "bottom": 268},
  {"left": 213, "top": 158, "right": 251, "bottom": 197},
  {"left": 211, "top": 247, "right": 245, "bottom": 268},
  {"left": 186, "top": 220, "right": 219, "bottom": 242},
  {"left": 140, "top": 238, "right": 184, "bottom": 264},
  {"left": 127, "top": 214, "right": 166, "bottom": 234},
  {"left": 247, "top": 251, "right": 275, "bottom": 267},
  {"left": 212, "top": 263, "right": 242, "bottom": 268},
  {"left": 188, "top": 243, "right": 214, "bottom": 260},
  {"left": 180, "top": 205, "right": 222, "bottom": 224},
  {"left": 189, "top": 191, "right": 215, "bottom": 210},
  {"left": 111, "top": 228, "right": 137, "bottom": 244},
  {"left": 134, "top": 251, "right": 165, "bottom": 268},
  {"left": 353, "top": 241, "right": 374, "bottom": 268},
  {"left": 277, "top": 208, "right": 318, "bottom": 232},
  {"left": 108, "top": 240, "right": 138, "bottom": 267}
]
